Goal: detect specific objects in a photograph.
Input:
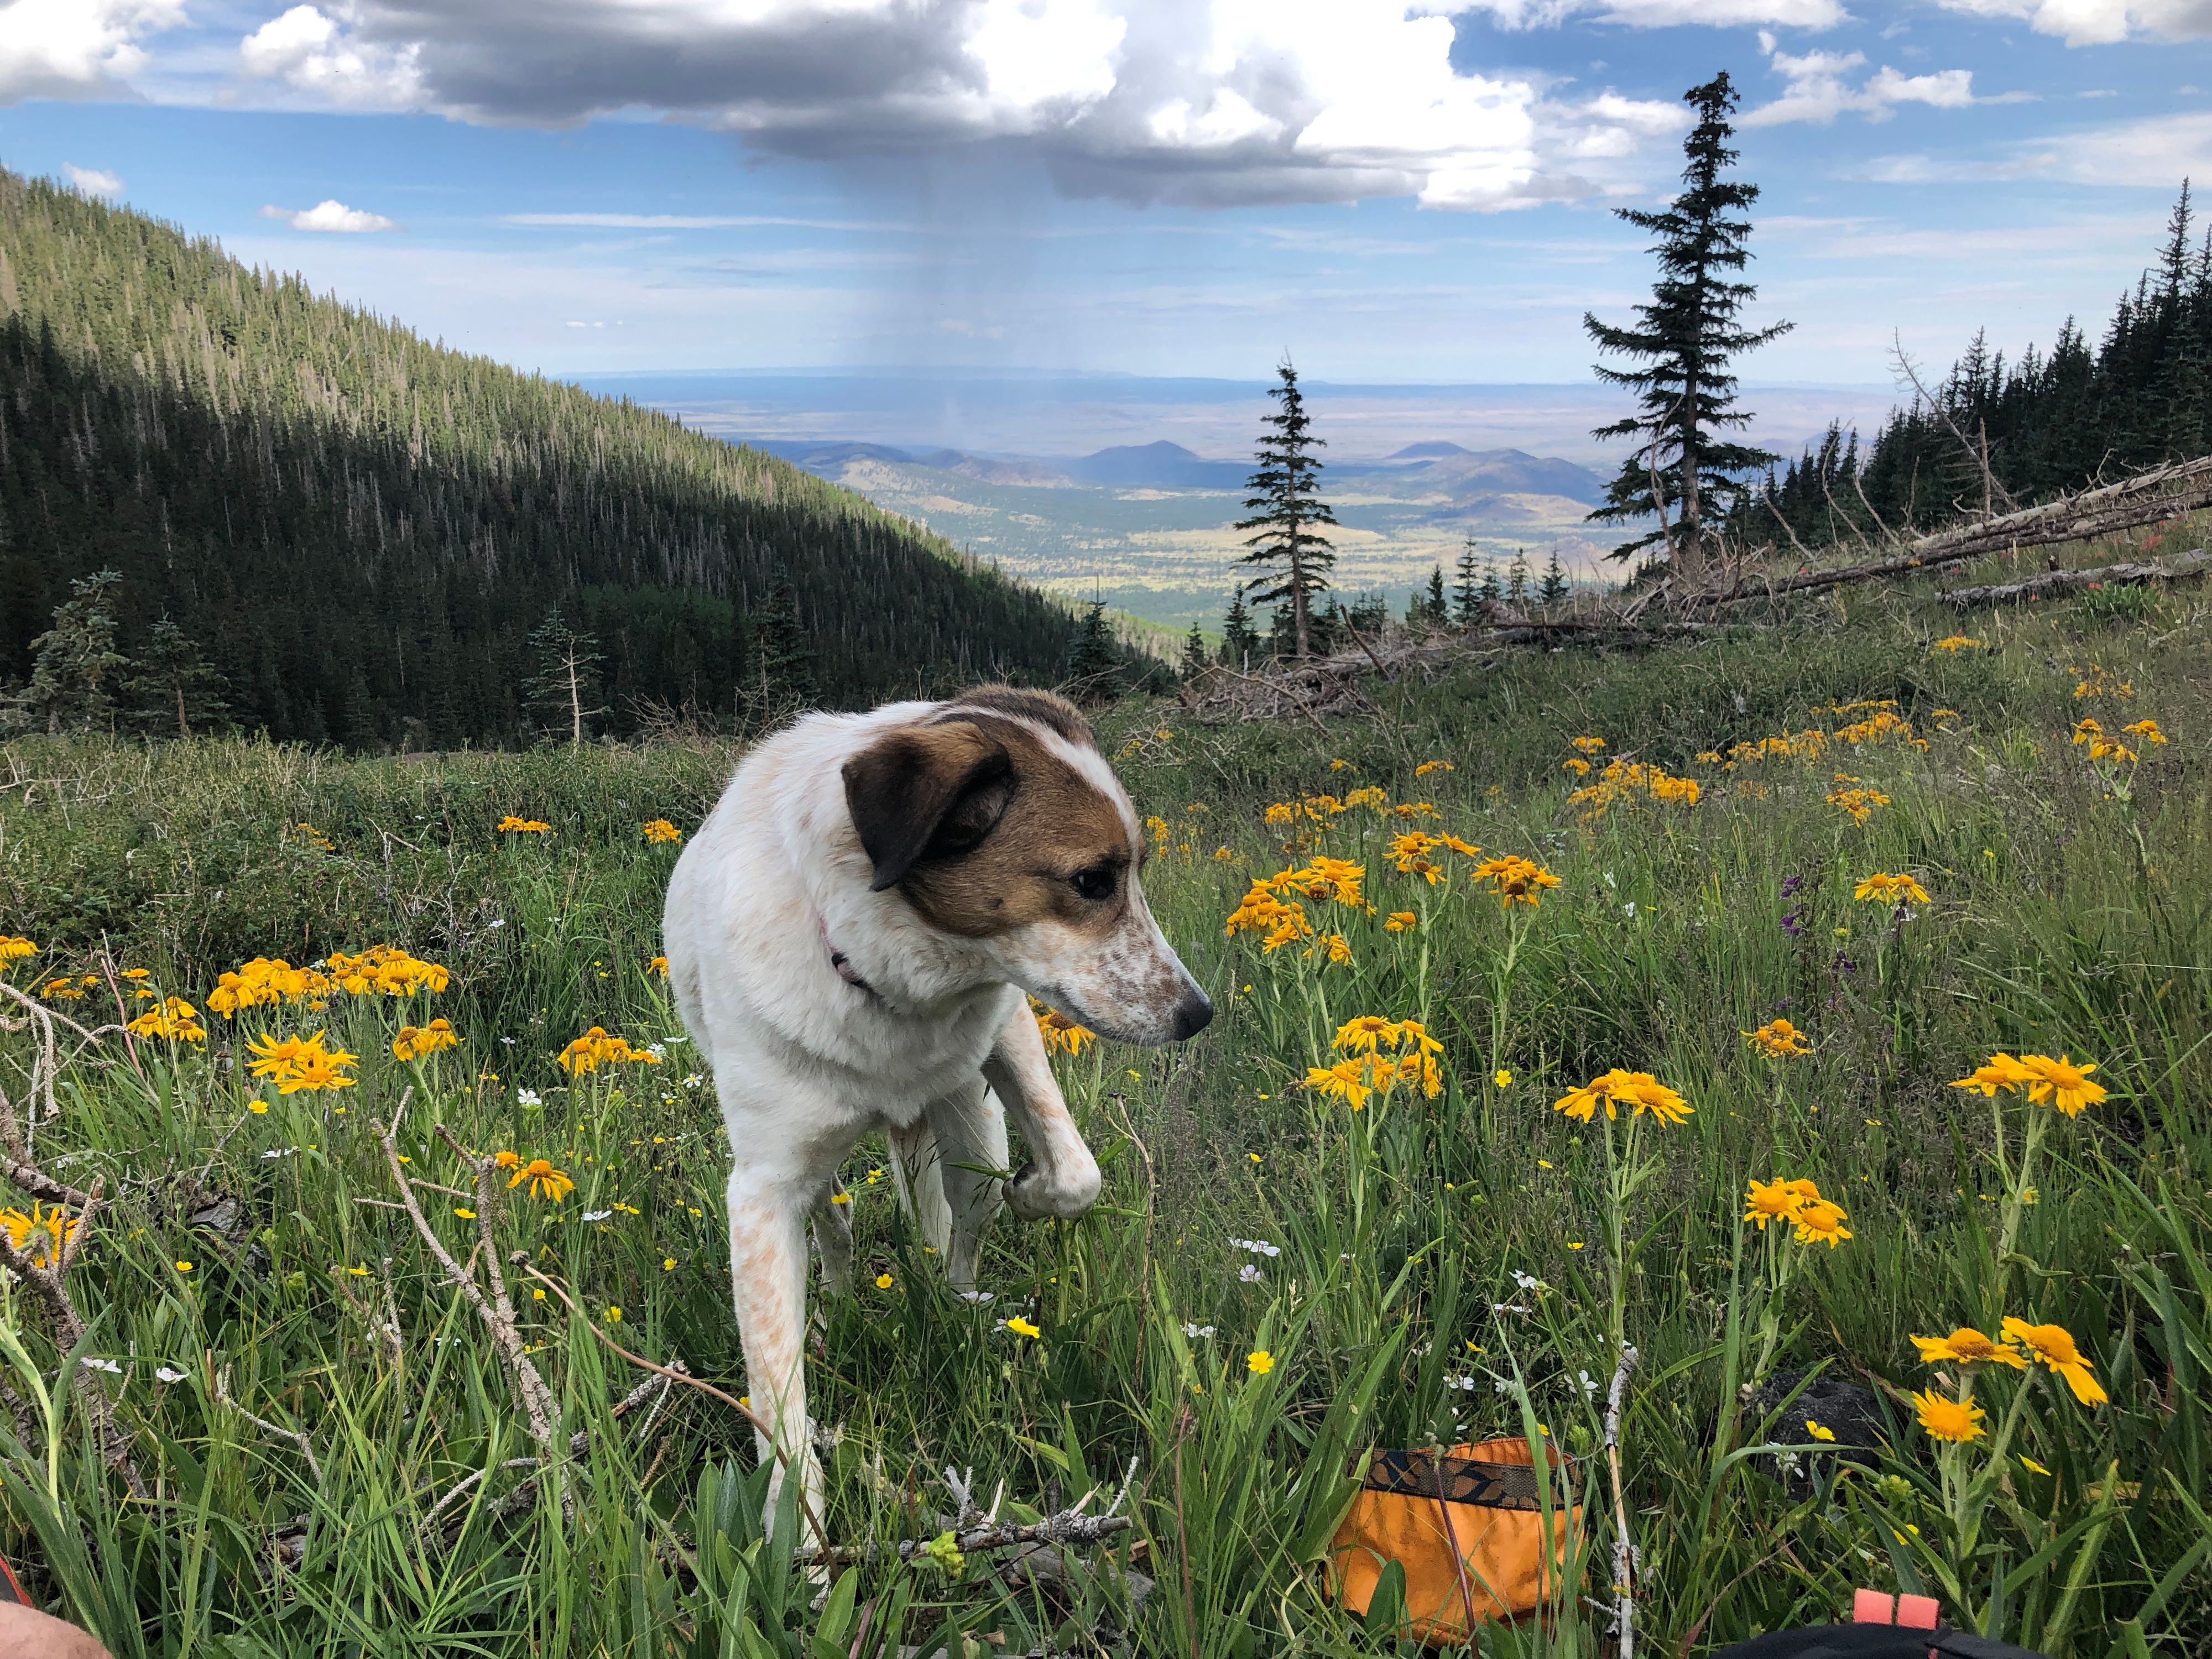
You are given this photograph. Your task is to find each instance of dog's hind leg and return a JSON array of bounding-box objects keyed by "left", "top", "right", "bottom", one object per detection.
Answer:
[
  {"left": 812, "top": 1177, "right": 853, "bottom": 1298},
  {"left": 922, "top": 1079, "right": 1008, "bottom": 1295},
  {"left": 885, "top": 1117, "right": 950, "bottom": 1256}
]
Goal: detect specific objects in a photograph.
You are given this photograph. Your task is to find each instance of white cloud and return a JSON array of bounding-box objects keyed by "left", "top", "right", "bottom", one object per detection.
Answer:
[
  {"left": 1859, "top": 111, "right": 2212, "bottom": 185},
  {"left": 239, "top": 4, "right": 422, "bottom": 107},
  {"left": 0, "top": 0, "right": 184, "bottom": 101},
  {"left": 1744, "top": 42, "right": 1978, "bottom": 126},
  {"left": 259, "top": 199, "right": 400, "bottom": 232},
  {"left": 63, "top": 164, "right": 124, "bottom": 196},
  {"left": 1935, "top": 0, "right": 2212, "bottom": 45},
  {"left": 218, "top": 0, "right": 1694, "bottom": 211},
  {"left": 1467, "top": 0, "right": 1848, "bottom": 28}
]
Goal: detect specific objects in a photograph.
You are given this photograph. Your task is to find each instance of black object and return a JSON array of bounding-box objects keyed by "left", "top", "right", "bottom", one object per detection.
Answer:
[
  {"left": 1717, "top": 1625, "right": 2041, "bottom": 1659},
  {"left": 1748, "top": 1368, "right": 1886, "bottom": 1486},
  {"left": 1359, "top": 1449, "right": 1578, "bottom": 1514}
]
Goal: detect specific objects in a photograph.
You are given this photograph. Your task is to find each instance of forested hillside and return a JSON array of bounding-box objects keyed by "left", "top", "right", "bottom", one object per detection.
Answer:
[
  {"left": 1746, "top": 186, "right": 2211, "bottom": 547},
  {"left": 0, "top": 170, "right": 1083, "bottom": 746}
]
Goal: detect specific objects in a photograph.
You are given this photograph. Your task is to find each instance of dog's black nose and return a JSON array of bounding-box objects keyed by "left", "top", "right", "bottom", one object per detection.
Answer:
[{"left": 1171, "top": 988, "right": 1214, "bottom": 1041}]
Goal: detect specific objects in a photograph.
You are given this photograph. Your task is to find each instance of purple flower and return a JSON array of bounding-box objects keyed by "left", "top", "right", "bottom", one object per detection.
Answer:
[
  {"left": 1781, "top": 906, "right": 1808, "bottom": 938},
  {"left": 1780, "top": 874, "right": 1804, "bottom": 898}
]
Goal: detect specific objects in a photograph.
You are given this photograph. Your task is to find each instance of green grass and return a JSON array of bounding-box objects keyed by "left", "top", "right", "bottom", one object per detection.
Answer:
[{"left": 1, "top": 546, "right": 2209, "bottom": 1657}]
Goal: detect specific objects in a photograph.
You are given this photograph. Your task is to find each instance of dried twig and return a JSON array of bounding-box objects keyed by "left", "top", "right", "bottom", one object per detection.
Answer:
[
  {"left": 1604, "top": 1344, "right": 1642, "bottom": 1659},
  {"left": 371, "top": 1095, "right": 559, "bottom": 1467},
  {"left": 217, "top": 1366, "right": 324, "bottom": 1484}
]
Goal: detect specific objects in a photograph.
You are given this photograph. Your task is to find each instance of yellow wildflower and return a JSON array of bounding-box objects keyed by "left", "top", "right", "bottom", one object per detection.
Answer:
[
  {"left": 2122, "top": 718, "right": 2168, "bottom": 745},
  {"left": 1033, "top": 1001, "right": 1097, "bottom": 1057},
  {"left": 1571, "top": 736, "right": 1606, "bottom": 755},
  {"left": 642, "top": 819, "right": 684, "bottom": 844},
  {"left": 1247, "top": 1350, "right": 1275, "bottom": 1375},
  {"left": 1006, "top": 1316, "right": 1042, "bottom": 1339},
  {"left": 0, "top": 1203, "right": 80, "bottom": 1269},
  {"left": 650, "top": 955, "right": 670, "bottom": 976},
  {"left": 1806, "top": 1420, "right": 1837, "bottom": 1442},
  {"left": 1744, "top": 1018, "right": 1812, "bottom": 1059},
  {"left": 1384, "top": 911, "right": 1418, "bottom": 932},
  {"left": 1494, "top": 1069, "right": 1512, "bottom": 1089},
  {"left": 392, "top": 1018, "right": 458, "bottom": 1061},
  {"left": 1792, "top": 1199, "right": 1853, "bottom": 1248},
  {"left": 2013, "top": 1053, "right": 2105, "bottom": 1118},
  {"left": 2001, "top": 1318, "right": 2106, "bottom": 1405},
  {"left": 1744, "top": 1177, "right": 1812, "bottom": 1230},
  {"left": 1470, "top": 855, "right": 1561, "bottom": 909},
  {"left": 1854, "top": 873, "right": 1931, "bottom": 905},
  {"left": 1414, "top": 760, "right": 1454, "bottom": 776},
  {"left": 1950, "top": 1052, "right": 2037, "bottom": 1097},
  {"left": 0, "top": 936, "right": 36, "bottom": 962},
  {"left": 1551, "top": 1069, "right": 1692, "bottom": 1128},
  {"left": 498, "top": 816, "right": 552, "bottom": 834},
  {"left": 1912, "top": 1327, "right": 2027, "bottom": 1370},
  {"left": 876, "top": 1273, "right": 894, "bottom": 1290},
  {"left": 1932, "top": 635, "right": 1984, "bottom": 653},
  {"left": 127, "top": 997, "right": 206, "bottom": 1043},
  {"left": 1318, "top": 933, "right": 1353, "bottom": 966},
  {"left": 508, "top": 1159, "right": 576, "bottom": 1202},
  {"left": 1914, "top": 1388, "right": 1986, "bottom": 1444}
]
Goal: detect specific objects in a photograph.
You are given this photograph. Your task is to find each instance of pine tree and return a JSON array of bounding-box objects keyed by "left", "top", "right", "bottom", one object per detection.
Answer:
[
  {"left": 1538, "top": 550, "right": 1569, "bottom": 610},
  {"left": 1234, "top": 359, "right": 1338, "bottom": 659},
  {"left": 525, "top": 608, "right": 608, "bottom": 748},
  {"left": 6, "top": 568, "right": 128, "bottom": 734},
  {"left": 1219, "top": 590, "right": 1260, "bottom": 668},
  {"left": 1422, "top": 565, "right": 1448, "bottom": 626},
  {"left": 1452, "top": 539, "right": 1484, "bottom": 628},
  {"left": 1068, "top": 596, "right": 1120, "bottom": 699},
  {"left": 1506, "top": 550, "right": 1531, "bottom": 609},
  {"left": 1584, "top": 71, "right": 1792, "bottom": 575},
  {"left": 746, "top": 565, "right": 820, "bottom": 719},
  {"left": 1478, "top": 559, "right": 1503, "bottom": 605},
  {"left": 1180, "top": 623, "right": 1211, "bottom": 677},
  {"left": 126, "top": 615, "right": 229, "bottom": 738}
]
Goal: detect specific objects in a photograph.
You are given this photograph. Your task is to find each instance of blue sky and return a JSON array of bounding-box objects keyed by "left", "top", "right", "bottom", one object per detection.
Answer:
[{"left": 2, "top": 0, "right": 2203, "bottom": 393}]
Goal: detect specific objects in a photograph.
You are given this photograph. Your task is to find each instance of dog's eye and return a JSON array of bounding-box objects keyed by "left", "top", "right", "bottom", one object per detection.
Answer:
[{"left": 1070, "top": 866, "right": 1119, "bottom": 903}]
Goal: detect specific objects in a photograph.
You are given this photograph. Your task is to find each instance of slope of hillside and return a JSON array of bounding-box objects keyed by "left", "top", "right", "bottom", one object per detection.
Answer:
[{"left": 0, "top": 171, "right": 1082, "bottom": 746}]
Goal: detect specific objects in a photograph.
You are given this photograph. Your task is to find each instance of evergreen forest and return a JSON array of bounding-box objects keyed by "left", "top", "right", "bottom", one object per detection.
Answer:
[
  {"left": 0, "top": 169, "right": 1086, "bottom": 747},
  {"left": 1745, "top": 185, "right": 2212, "bottom": 549}
]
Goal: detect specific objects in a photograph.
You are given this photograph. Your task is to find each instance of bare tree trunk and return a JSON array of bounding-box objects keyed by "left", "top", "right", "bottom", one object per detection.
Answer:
[
  {"left": 175, "top": 685, "right": 189, "bottom": 740},
  {"left": 1678, "top": 373, "right": 1702, "bottom": 580},
  {"left": 1290, "top": 518, "right": 1310, "bottom": 659},
  {"left": 566, "top": 649, "right": 583, "bottom": 748}
]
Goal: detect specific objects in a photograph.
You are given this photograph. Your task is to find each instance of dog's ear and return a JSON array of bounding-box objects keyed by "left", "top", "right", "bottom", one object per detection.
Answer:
[{"left": 842, "top": 721, "right": 1015, "bottom": 892}]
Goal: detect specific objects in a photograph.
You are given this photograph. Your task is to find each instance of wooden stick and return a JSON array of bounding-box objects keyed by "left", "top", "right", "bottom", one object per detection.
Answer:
[{"left": 1942, "top": 548, "right": 2208, "bottom": 607}]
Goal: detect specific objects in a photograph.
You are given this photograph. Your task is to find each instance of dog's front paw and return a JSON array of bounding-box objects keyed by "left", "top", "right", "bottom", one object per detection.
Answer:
[{"left": 1002, "top": 1157, "right": 1102, "bottom": 1222}]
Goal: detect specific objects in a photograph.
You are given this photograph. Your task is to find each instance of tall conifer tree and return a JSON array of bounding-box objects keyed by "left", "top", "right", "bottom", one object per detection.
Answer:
[
  {"left": 1452, "top": 539, "right": 1484, "bottom": 628},
  {"left": 1234, "top": 359, "right": 1337, "bottom": 658},
  {"left": 126, "top": 615, "right": 229, "bottom": 738},
  {"left": 1219, "top": 590, "right": 1260, "bottom": 667},
  {"left": 1585, "top": 72, "right": 1791, "bottom": 575}
]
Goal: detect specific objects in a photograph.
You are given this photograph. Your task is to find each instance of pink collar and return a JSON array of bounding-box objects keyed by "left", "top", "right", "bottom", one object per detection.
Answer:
[{"left": 817, "top": 916, "right": 876, "bottom": 998}]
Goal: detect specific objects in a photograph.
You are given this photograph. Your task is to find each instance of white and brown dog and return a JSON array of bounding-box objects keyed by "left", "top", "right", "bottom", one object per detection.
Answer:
[{"left": 662, "top": 687, "right": 1212, "bottom": 1517}]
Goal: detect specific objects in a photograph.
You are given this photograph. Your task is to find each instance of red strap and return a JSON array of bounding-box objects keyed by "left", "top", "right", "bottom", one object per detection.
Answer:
[{"left": 1853, "top": 1590, "right": 1939, "bottom": 1630}]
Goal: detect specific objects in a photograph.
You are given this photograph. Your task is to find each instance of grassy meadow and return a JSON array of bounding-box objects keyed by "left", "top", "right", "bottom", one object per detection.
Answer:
[{"left": 0, "top": 544, "right": 2208, "bottom": 1657}]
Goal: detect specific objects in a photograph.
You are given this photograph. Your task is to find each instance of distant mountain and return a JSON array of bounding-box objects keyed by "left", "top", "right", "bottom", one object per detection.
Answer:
[
  {"left": 1062, "top": 441, "right": 1249, "bottom": 491},
  {"left": 1343, "top": 446, "right": 1608, "bottom": 508}
]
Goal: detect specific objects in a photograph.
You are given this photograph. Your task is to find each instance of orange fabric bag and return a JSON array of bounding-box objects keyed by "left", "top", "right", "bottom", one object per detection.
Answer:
[{"left": 1328, "top": 1439, "right": 1580, "bottom": 1645}]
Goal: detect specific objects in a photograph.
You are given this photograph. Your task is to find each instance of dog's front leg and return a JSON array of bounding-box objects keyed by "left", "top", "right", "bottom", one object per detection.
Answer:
[
  {"left": 725, "top": 1163, "right": 823, "bottom": 1530},
  {"left": 981, "top": 1002, "right": 1102, "bottom": 1223}
]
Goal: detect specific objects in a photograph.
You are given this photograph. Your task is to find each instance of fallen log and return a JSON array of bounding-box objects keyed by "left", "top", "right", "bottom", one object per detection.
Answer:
[
  {"left": 1704, "top": 455, "right": 2212, "bottom": 606},
  {"left": 1942, "top": 548, "right": 2208, "bottom": 607}
]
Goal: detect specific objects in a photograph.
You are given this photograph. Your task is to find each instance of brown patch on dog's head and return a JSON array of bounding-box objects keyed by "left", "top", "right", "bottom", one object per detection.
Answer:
[
  {"left": 845, "top": 713, "right": 1129, "bottom": 935},
  {"left": 846, "top": 702, "right": 1212, "bottom": 1045},
  {"left": 842, "top": 721, "right": 1016, "bottom": 893},
  {"left": 943, "top": 686, "right": 1097, "bottom": 750}
]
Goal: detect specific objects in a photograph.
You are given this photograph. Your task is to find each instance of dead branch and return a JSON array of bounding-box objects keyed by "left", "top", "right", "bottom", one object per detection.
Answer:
[
  {"left": 1701, "top": 455, "right": 2212, "bottom": 607},
  {"left": 216, "top": 1366, "right": 323, "bottom": 1484},
  {"left": 815, "top": 1459, "right": 1141, "bottom": 1566},
  {"left": 371, "top": 1097, "right": 559, "bottom": 1465},
  {"left": 1942, "top": 548, "right": 2208, "bottom": 607},
  {"left": 1892, "top": 333, "right": 2018, "bottom": 515}
]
